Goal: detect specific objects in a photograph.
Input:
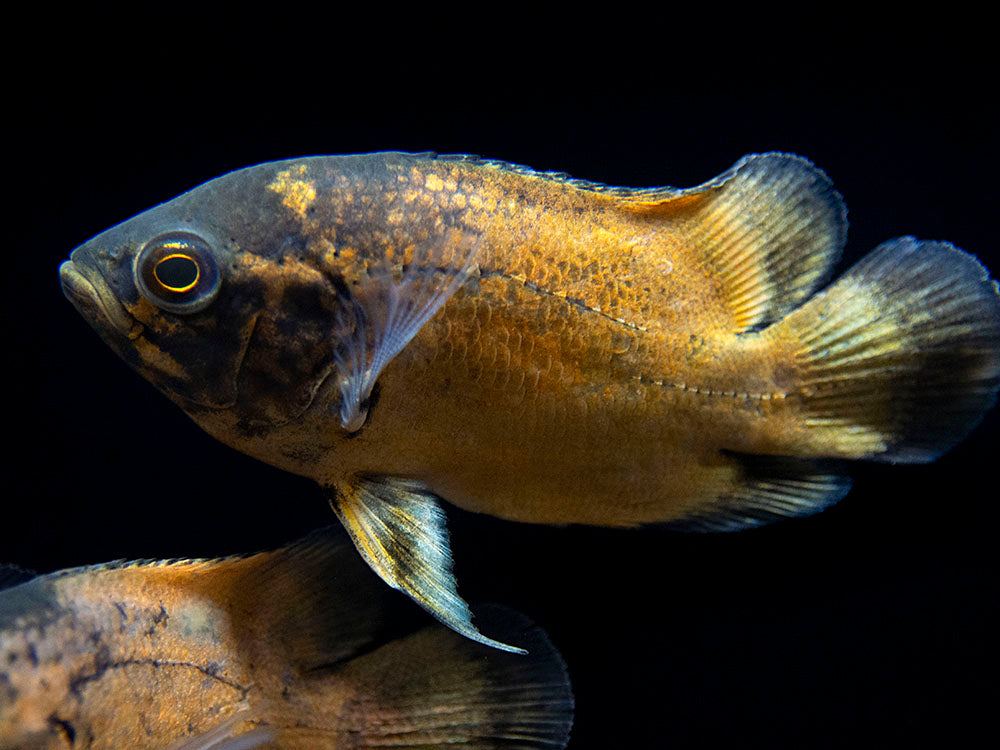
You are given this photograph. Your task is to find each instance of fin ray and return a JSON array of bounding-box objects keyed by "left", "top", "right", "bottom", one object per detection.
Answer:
[
  {"left": 625, "top": 153, "right": 847, "bottom": 333},
  {"left": 163, "top": 707, "right": 274, "bottom": 750},
  {"left": 335, "top": 605, "right": 573, "bottom": 748},
  {"left": 776, "top": 237, "right": 1000, "bottom": 461},
  {"left": 226, "top": 526, "right": 427, "bottom": 670},
  {"left": 672, "top": 455, "right": 851, "bottom": 532},
  {"left": 329, "top": 476, "right": 526, "bottom": 653},
  {"left": 334, "top": 228, "right": 482, "bottom": 431}
]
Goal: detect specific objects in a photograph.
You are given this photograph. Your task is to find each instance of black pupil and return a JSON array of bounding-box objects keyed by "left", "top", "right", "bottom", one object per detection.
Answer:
[{"left": 156, "top": 255, "right": 199, "bottom": 290}]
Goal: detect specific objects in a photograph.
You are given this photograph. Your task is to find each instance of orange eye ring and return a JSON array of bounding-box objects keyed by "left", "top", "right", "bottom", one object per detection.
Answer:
[
  {"left": 135, "top": 232, "right": 220, "bottom": 314},
  {"left": 152, "top": 253, "right": 201, "bottom": 293}
]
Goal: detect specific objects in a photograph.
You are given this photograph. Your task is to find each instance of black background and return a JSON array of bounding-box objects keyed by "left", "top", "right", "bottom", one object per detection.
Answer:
[{"left": 5, "top": 25, "right": 997, "bottom": 749}]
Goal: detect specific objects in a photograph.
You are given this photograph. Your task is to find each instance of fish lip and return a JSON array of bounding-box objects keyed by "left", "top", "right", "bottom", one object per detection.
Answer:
[{"left": 59, "top": 258, "right": 138, "bottom": 338}]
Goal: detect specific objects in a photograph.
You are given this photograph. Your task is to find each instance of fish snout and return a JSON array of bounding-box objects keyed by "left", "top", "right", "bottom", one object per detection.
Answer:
[{"left": 59, "top": 256, "right": 137, "bottom": 338}]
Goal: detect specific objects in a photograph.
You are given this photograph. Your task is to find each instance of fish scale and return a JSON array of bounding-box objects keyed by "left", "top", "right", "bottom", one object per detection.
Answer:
[
  {"left": 59, "top": 151, "right": 1000, "bottom": 652},
  {"left": 0, "top": 530, "right": 573, "bottom": 749}
]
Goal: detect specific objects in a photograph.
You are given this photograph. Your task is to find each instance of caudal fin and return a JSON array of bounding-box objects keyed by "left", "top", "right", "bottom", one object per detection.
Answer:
[{"left": 777, "top": 237, "right": 1000, "bottom": 462}]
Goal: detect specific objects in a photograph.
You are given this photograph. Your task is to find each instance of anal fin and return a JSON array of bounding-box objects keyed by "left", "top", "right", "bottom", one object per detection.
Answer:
[
  {"left": 672, "top": 454, "right": 852, "bottom": 532},
  {"left": 328, "top": 476, "right": 526, "bottom": 654}
]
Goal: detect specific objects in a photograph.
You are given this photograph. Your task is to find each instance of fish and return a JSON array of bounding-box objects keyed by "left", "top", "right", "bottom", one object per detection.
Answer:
[
  {"left": 0, "top": 527, "right": 573, "bottom": 749},
  {"left": 59, "top": 152, "right": 1000, "bottom": 651}
]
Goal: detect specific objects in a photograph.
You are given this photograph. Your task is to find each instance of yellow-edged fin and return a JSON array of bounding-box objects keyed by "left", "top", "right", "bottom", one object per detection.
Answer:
[
  {"left": 774, "top": 237, "right": 1000, "bottom": 462},
  {"left": 334, "top": 227, "right": 482, "bottom": 431},
  {"left": 163, "top": 706, "right": 273, "bottom": 750},
  {"left": 328, "top": 605, "right": 573, "bottom": 749},
  {"left": 329, "top": 476, "right": 527, "bottom": 654},
  {"left": 623, "top": 153, "right": 847, "bottom": 333},
  {"left": 675, "top": 238, "right": 1000, "bottom": 531}
]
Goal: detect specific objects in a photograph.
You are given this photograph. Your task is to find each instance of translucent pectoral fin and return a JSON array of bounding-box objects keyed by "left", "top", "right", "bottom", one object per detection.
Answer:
[
  {"left": 164, "top": 705, "right": 274, "bottom": 750},
  {"left": 334, "top": 229, "right": 482, "bottom": 431},
  {"left": 328, "top": 476, "right": 527, "bottom": 654}
]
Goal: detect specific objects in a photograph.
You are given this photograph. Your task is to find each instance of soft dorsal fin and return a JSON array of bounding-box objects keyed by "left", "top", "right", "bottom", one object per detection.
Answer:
[
  {"left": 622, "top": 153, "right": 848, "bottom": 333},
  {"left": 330, "top": 606, "right": 574, "bottom": 749},
  {"left": 223, "top": 526, "right": 426, "bottom": 670}
]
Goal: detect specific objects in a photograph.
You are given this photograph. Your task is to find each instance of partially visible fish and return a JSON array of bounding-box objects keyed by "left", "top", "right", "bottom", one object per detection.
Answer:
[
  {"left": 59, "top": 152, "right": 1000, "bottom": 651},
  {"left": 0, "top": 528, "right": 573, "bottom": 749}
]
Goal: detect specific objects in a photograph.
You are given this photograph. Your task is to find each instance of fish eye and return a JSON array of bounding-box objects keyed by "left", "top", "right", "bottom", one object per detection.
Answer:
[{"left": 135, "top": 232, "right": 220, "bottom": 314}]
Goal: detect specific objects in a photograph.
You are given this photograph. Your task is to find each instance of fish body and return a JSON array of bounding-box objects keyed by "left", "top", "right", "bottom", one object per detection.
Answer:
[
  {"left": 60, "top": 153, "right": 1000, "bottom": 649},
  {"left": 0, "top": 529, "right": 573, "bottom": 749}
]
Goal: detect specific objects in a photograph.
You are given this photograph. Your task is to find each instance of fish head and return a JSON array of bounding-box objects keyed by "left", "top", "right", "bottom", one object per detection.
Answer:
[{"left": 59, "top": 158, "right": 349, "bottom": 455}]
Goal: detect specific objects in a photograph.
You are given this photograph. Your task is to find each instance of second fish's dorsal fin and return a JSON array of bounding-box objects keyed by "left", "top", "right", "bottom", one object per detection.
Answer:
[
  {"left": 328, "top": 476, "right": 527, "bottom": 654},
  {"left": 329, "top": 606, "right": 574, "bottom": 749},
  {"left": 225, "top": 526, "right": 425, "bottom": 671},
  {"left": 623, "top": 153, "right": 847, "bottom": 333},
  {"left": 334, "top": 227, "right": 482, "bottom": 431}
]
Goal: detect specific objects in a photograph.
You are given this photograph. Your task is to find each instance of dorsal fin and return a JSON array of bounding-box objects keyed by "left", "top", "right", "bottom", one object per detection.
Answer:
[
  {"left": 222, "top": 526, "right": 425, "bottom": 670},
  {"left": 621, "top": 153, "right": 848, "bottom": 332},
  {"left": 329, "top": 605, "right": 574, "bottom": 749}
]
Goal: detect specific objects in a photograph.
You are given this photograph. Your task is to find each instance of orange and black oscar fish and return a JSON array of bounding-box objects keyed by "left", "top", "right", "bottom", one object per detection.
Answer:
[
  {"left": 60, "top": 152, "right": 1000, "bottom": 650},
  {"left": 0, "top": 528, "right": 572, "bottom": 749}
]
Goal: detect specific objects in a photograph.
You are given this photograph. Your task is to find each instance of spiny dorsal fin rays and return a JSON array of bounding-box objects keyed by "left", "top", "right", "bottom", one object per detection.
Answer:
[
  {"left": 328, "top": 476, "right": 528, "bottom": 654},
  {"left": 162, "top": 705, "right": 274, "bottom": 750},
  {"left": 335, "top": 228, "right": 483, "bottom": 431}
]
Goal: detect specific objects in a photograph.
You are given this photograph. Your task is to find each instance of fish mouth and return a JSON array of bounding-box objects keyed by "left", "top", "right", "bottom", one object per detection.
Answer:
[{"left": 59, "top": 259, "right": 139, "bottom": 338}]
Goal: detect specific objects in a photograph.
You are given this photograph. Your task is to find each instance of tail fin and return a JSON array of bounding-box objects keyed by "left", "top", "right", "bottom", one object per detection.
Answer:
[
  {"left": 324, "top": 605, "right": 574, "bottom": 749},
  {"left": 777, "top": 237, "right": 1000, "bottom": 462}
]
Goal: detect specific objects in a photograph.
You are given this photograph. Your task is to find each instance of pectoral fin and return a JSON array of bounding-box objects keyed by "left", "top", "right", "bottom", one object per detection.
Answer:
[
  {"left": 334, "top": 228, "right": 482, "bottom": 431},
  {"left": 328, "top": 476, "right": 526, "bottom": 654},
  {"left": 164, "top": 706, "right": 273, "bottom": 750}
]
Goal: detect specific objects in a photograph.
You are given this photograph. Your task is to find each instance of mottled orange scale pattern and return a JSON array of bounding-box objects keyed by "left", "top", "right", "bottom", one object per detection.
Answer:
[{"left": 185, "top": 156, "right": 832, "bottom": 527}]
